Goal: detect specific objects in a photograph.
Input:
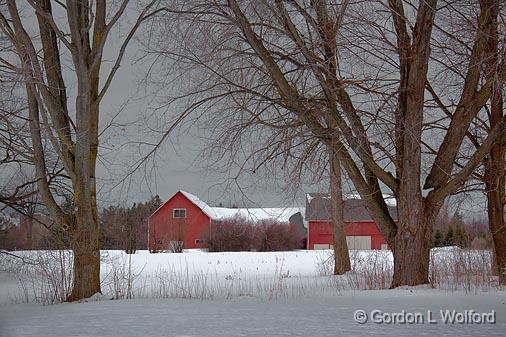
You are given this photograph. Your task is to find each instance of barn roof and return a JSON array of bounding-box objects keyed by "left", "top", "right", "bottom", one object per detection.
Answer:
[
  {"left": 305, "top": 193, "right": 398, "bottom": 222},
  {"left": 177, "top": 190, "right": 304, "bottom": 223}
]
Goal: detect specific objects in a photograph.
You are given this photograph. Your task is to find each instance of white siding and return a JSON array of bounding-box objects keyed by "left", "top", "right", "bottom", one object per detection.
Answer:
[
  {"left": 346, "top": 236, "right": 371, "bottom": 250},
  {"left": 314, "top": 244, "right": 331, "bottom": 250}
]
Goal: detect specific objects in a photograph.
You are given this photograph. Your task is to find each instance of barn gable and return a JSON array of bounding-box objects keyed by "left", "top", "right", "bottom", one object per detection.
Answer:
[{"left": 149, "top": 190, "right": 213, "bottom": 220}]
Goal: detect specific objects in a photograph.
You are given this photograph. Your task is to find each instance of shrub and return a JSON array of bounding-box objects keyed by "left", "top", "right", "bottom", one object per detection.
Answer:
[
  {"left": 470, "top": 236, "right": 490, "bottom": 250},
  {"left": 253, "top": 221, "right": 305, "bottom": 251},
  {"left": 206, "top": 217, "right": 255, "bottom": 252},
  {"left": 205, "top": 217, "right": 305, "bottom": 252}
]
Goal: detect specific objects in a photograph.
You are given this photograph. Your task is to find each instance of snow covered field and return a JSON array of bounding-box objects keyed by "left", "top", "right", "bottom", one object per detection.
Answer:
[
  {"left": 1, "top": 288, "right": 504, "bottom": 337},
  {"left": 0, "top": 249, "right": 504, "bottom": 336}
]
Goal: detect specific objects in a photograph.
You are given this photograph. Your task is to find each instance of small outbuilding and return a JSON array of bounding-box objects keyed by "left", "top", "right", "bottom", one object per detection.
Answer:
[{"left": 305, "top": 193, "right": 397, "bottom": 250}]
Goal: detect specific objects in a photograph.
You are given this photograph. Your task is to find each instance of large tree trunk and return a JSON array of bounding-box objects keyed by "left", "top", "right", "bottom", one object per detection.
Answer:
[
  {"left": 68, "top": 244, "right": 101, "bottom": 301},
  {"left": 391, "top": 202, "right": 434, "bottom": 287},
  {"left": 392, "top": 170, "right": 443, "bottom": 287},
  {"left": 330, "top": 149, "right": 351, "bottom": 275},
  {"left": 484, "top": 106, "right": 505, "bottom": 285},
  {"left": 483, "top": 1, "right": 506, "bottom": 285},
  {"left": 68, "top": 192, "right": 101, "bottom": 301}
]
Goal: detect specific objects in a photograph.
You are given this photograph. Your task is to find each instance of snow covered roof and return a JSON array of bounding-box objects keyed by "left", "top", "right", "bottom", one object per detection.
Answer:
[
  {"left": 207, "top": 206, "right": 304, "bottom": 223},
  {"left": 179, "top": 190, "right": 217, "bottom": 219},
  {"left": 305, "top": 192, "right": 396, "bottom": 206},
  {"left": 343, "top": 193, "right": 397, "bottom": 207},
  {"left": 155, "top": 190, "right": 303, "bottom": 223}
]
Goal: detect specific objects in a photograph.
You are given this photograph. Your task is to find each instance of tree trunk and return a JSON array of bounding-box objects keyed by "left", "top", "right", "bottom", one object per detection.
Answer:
[
  {"left": 69, "top": 62, "right": 101, "bottom": 299},
  {"left": 482, "top": 0, "right": 505, "bottom": 285},
  {"left": 391, "top": 223, "right": 430, "bottom": 286},
  {"left": 27, "top": 217, "right": 33, "bottom": 250},
  {"left": 485, "top": 139, "right": 506, "bottom": 284},
  {"left": 68, "top": 247, "right": 101, "bottom": 301},
  {"left": 68, "top": 204, "right": 101, "bottom": 301},
  {"left": 391, "top": 197, "right": 437, "bottom": 287},
  {"left": 330, "top": 148, "right": 351, "bottom": 275}
]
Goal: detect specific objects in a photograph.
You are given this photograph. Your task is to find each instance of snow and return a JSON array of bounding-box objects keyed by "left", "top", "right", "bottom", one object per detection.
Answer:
[
  {"left": 0, "top": 249, "right": 504, "bottom": 336},
  {"left": 179, "top": 190, "right": 217, "bottom": 219},
  {"left": 305, "top": 192, "right": 397, "bottom": 207},
  {"left": 180, "top": 190, "right": 303, "bottom": 223},
  {"left": 0, "top": 290, "right": 504, "bottom": 337},
  {"left": 344, "top": 193, "right": 397, "bottom": 206},
  {"left": 207, "top": 206, "right": 304, "bottom": 223}
]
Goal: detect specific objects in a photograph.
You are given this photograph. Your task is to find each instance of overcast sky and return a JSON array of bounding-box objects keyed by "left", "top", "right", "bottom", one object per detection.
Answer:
[
  {"left": 92, "top": 12, "right": 321, "bottom": 209},
  {"left": 6, "top": 2, "right": 489, "bottom": 220}
]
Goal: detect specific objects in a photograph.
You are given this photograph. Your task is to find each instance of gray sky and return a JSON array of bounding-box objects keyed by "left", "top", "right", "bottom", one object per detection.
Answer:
[
  {"left": 93, "top": 3, "right": 487, "bottom": 220},
  {"left": 5, "top": 2, "right": 489, "bottom": 220},
  {"left": 94, "top": 30, "right": 318, "bottom": 209},
  {"left": 0, "top": 1, "right": 319, "bottom": 210}
]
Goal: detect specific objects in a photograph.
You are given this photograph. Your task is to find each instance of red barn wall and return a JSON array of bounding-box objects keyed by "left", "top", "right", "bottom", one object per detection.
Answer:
[
  {"left": 307, "top": 220, "right": 387, "bottom": 250},
  {"left": 148, "top": 192, "right": 210, "bottom": 251}
]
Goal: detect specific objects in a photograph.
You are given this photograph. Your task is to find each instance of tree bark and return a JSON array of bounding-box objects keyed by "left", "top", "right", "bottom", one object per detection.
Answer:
[
  {"left": 68, "top": 177, "right": 101, "bottom": 300},
  {"left": 391, "top": 202, "right": 435, "bottom": 287},
  {"left": 68, "top": 238, "right": 101, "bottom": 301},
  {"left": 330, "top": 148, "right": 351, "bottom": 275},
  {"left": 484, "top": 107, "right": 506, "bottom": 285},
  {"left": 482, "top": 0, "right": 506, "bottom": 285}
]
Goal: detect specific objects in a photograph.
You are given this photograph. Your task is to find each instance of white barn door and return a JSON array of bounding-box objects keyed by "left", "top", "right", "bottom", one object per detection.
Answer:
[
  {"left": 313, "top": 244, "right": 331, "bottom": 250},
  {"left": 346, "top": 236, "right": 371, "bottom": 250}
]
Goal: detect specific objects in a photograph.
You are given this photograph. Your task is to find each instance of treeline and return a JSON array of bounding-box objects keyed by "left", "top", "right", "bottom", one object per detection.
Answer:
[
  {"left": 1, "top": 196, "right": 162, "bottom": 252},
  {"left": 432, "top": 212, "right": 491, "bottom": 249},
  {"left": 100, "top": 195, "right": 162, "bottom": 253}
]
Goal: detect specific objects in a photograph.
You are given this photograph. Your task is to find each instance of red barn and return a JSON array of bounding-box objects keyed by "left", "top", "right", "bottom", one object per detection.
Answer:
[
  {"left": 148, "top": 190, "right": 303, "bottom": 252},
  {"left": 306, "top": 193, "right": 397, "bottom": 250}
]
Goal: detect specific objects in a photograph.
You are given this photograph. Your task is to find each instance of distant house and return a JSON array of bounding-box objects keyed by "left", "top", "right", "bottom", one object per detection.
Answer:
[
  {"left": 306, "top": 193, "right": 397, "bottom": 250},
  {"left": 148, "top": 190, "right": 304, "bottom": 252}
]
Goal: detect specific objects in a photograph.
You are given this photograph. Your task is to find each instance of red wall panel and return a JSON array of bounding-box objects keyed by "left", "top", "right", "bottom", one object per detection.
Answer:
[{"left": 307, "top": 220, "right": 387, "bottom": 250}]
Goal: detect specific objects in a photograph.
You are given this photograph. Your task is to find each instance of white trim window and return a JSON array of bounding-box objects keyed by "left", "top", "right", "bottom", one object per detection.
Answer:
[{"left": 173, "top": 208, "right": 186, "bottom": 218}]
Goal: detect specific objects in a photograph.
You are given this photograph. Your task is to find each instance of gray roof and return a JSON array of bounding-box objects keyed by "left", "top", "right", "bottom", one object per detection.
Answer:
[{"left": 305, "top": 193, "right": 398, "bottom": 222}]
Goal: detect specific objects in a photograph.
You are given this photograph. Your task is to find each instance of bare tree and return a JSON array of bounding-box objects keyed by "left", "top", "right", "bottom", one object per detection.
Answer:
[
  {"left": 146, "top": 0, "right": 506, "bottom": 287},
  {"left": 0, "top": 0, "right": 158, "bottom": 300},
  {"left": 425, "top": 1, "right": 506, "bottom": 283}
]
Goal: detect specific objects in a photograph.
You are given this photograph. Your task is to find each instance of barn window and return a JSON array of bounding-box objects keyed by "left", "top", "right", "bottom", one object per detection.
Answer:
[{"left": 173, "top": 208, "right": 186, "bottom": 218}]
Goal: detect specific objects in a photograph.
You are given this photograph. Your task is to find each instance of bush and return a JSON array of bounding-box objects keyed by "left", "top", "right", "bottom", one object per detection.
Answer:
[
  {"left": 253, "top": 221, "right": 305, "bottom": 251},
  {"left": 206, "top": 217, "right": 255, "bottom": 252},
  {"left": 205, "top": 217, "right": 305, "bottom": 252},
  {"left": 470, "top": 236, "right": 490, "bottom": 250}
]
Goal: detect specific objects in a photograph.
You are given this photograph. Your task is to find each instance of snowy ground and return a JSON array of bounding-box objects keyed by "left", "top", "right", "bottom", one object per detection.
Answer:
[
  {"left": 0, "top": 249, "right": 504, "bottom": 336},
  {"left": 1, "top": 289, "right": 504, "bottom": 337}
]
